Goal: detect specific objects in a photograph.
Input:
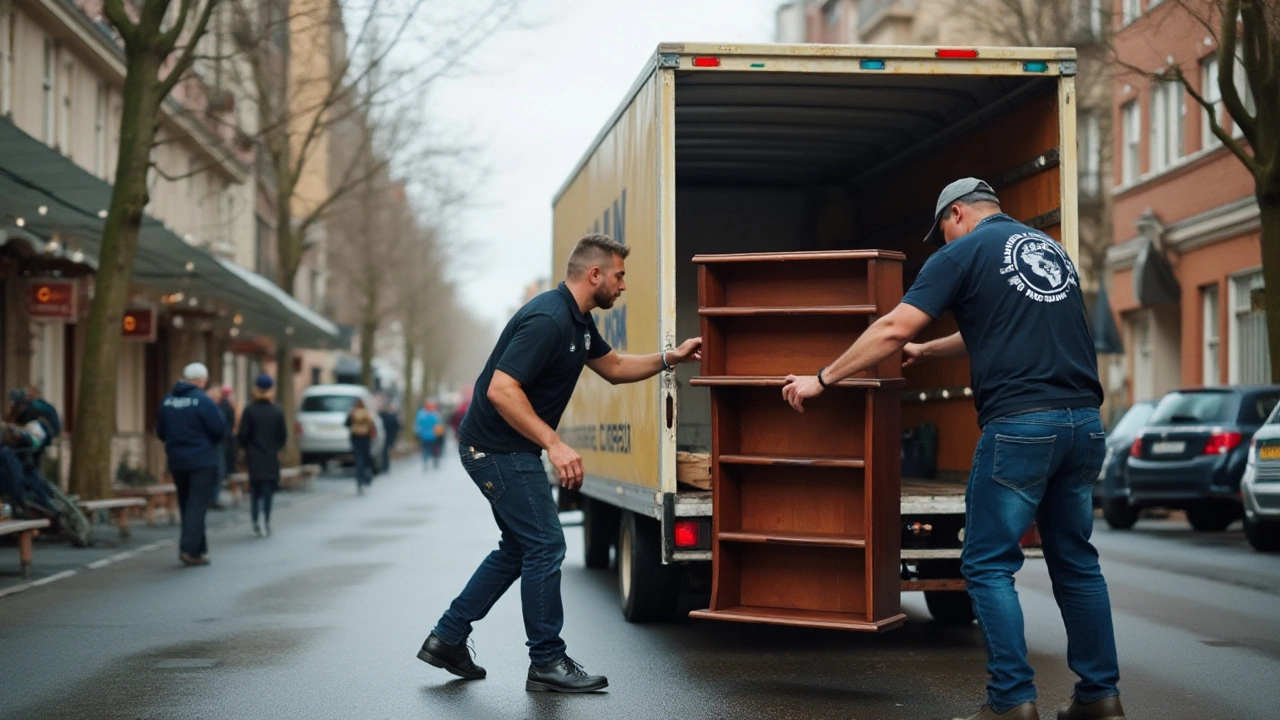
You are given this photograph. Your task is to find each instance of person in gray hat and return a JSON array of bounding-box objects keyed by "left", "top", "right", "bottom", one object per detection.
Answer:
[{"left": 782, "top": 178, "right": 1121, "bottom": 720}]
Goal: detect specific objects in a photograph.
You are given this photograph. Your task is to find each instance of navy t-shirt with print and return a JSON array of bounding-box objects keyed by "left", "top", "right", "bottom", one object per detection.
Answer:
[
  {"left": 901, "top": 214, "right": 1103, "bottom": 427},
  {"left": 459, "top": 282, "right": 612, "bottom": 453}
]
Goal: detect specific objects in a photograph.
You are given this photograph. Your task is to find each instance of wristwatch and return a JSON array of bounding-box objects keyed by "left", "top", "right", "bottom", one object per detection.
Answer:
[{"left": 816, "top": 366, "right": 830, "bottom": 389}]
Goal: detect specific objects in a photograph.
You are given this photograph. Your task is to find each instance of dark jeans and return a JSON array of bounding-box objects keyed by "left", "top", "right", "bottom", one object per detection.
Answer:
[
  {"left": 421, "top": 439, "right": 442, "bottom": 469},
  {"left": 250, "top": 479, "right": 278, "bottom": 526},
  {"left": 434, "top": 445, "right": 567, "bottom": 665},
  {"left": 172, "top": 468, "right": 216, "bottom": 558},
  {"left": 352, "top": 436, "right": 373, "bottom": 488},
  {"left": 962, "top": 407, "right": 1119, "bottom": 712}
]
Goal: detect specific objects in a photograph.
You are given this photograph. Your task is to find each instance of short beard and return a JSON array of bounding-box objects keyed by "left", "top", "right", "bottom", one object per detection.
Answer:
[{"left": 593, "top": 286, "right": 617, "bottom": 309}]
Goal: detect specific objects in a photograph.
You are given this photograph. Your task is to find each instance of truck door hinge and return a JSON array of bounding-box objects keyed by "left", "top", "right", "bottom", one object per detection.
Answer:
[
  {"left": 659, "top": 53, "right": 681, "bottom": 70},
  {"left": 1059, "top": 60, "right": 1077, "bottom": 77}
]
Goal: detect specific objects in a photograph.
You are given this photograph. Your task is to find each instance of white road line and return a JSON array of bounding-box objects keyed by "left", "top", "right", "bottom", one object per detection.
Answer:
[{"left": 29, "top": 570, "right": 78, "bottom": 587}]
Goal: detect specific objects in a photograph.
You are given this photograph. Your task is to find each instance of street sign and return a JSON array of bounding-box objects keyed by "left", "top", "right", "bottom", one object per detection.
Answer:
[
  {"left": 122, "top": 308, "right": 157, "bottom": 342},
  {"left": 27, "top": 279, "right": 78, "bottom": 321}
]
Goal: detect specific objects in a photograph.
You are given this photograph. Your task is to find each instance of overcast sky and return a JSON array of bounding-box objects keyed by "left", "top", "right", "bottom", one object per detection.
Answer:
[{"left": 426, "top": 0, "right": 782, "bottom": 326}]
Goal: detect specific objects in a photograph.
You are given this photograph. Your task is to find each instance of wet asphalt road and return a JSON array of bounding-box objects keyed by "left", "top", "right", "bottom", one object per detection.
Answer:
[{"left": 2, "top": 453, "right": 1279, "bottom": 720}]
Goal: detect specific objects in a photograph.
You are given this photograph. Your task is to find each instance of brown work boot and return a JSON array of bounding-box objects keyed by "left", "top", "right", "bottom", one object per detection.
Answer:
[
  {"left": 954, "top": 701, "right": 1038, "bottom": 720},
  {"left": 1057, "top": 695, "right": 1125, "bottom": 720}
]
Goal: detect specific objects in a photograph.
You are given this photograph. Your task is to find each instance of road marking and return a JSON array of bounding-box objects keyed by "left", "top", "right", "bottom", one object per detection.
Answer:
[{"left": 29, "top": 570, "right": 78, "bottom": 587}]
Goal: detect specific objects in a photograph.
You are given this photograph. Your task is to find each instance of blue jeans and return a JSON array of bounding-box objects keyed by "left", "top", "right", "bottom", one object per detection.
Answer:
[
  {"left": 963, "top": 407, "right": 1119, "bottom": 712},
  {"left": 172, "top": 468, "right": 215, "bottom": 558},
  {"left": 352, "top": 436, "right": 373, "bottom": 487},
  {"left": 434, "top": 445, "right": 567, "bottom": 665}
]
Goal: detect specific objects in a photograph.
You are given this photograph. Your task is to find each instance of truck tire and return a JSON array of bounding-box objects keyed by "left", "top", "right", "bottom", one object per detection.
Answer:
[
  {"left": 924, "top": 590, "right": 976, "bottom": 624},
  {"left": 582, "top": 497, "right": 618, "bottom": 569},
  {"left": 1187, "top": 503, "right": 1238, "bottom": 532},
  {"left": 1245, "top": 515, "right": 1280, "bottom": 552},
  {"left": 1102, "top": 497, "right": 1141, "bottom": 530},
  {"left": 618, "top": 510, "right": 680, "bottom": 622}
]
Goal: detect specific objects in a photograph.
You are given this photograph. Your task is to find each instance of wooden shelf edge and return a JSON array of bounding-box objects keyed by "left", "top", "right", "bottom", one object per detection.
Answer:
[
  {"left": 718, "top": 531, "right": 866, "bottom": 548},
  {"left": 688, "top": 607, "right": 907, "bottom": 633},
  {"left": 691, "top": 376, "right": 905, "bottom": 388},
  {"left": 699, "top": 305, "right": 878, "bottom": 317},
  {"left": 718, "top": 454, "right": 865, "bottom": 468},
  {"left": 692, "top": 250, "right": 907, "bottom": 263}
]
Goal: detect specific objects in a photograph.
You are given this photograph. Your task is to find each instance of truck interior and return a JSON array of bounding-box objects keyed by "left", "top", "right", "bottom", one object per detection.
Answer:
[{"left": 672, "top": 70, "right": 1065, "bottom": 485}]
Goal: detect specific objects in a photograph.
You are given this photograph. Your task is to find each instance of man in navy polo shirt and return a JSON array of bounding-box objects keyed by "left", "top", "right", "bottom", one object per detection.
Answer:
[
  {"left": 782, "top": 179, "right": 1122, "bottom": 720},
  {"left": 418, "top": 234, "right": 702, "bottom": 694}
]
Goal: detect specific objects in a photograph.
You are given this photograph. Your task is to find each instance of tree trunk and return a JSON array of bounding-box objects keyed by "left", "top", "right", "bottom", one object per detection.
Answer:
[
  {"left": 1257, "top": 190, "right": 1280, "bottom": 384},
  {"left": 403, "top": 339, "right": 416, "bottom": 429},
  {"left": 360, "top": 316, "right": 376, "bottom": 388},
  {"left": 277, "top": 341, "right": 300, "bottom": 466},
  {"left": 69, "top": 52, "right": 163, "bottom": 500}
]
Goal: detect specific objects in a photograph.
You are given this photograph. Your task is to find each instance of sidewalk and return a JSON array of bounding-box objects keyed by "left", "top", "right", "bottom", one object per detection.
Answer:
[{"left": 0, "top": 471, "right": 353, "bottom": 598}]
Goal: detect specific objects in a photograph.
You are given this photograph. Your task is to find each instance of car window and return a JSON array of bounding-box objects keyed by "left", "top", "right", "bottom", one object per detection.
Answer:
[
  {"left": 1109, "top": 402, "right": 1156, "bottom": 437},
  {"left": 300, "top": 395, "right": 357, "bottom": 413},
  {"left": 1243, "top": 392, "right": 1280, "bottom": 424},
  {"left": 1147, "top": 392, "right": 1236, "bottom": 425}
]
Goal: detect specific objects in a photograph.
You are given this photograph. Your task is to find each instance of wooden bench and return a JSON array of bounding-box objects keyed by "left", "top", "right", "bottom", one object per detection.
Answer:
[
  {"left": 0, "top": 518, "right": 52, "bottom": 578},
  {"left": 111, "top": 484, "right": 179, "bottom": 526},
  {"left": 77, "top": 497, "right": 147, "bottom": 538}
]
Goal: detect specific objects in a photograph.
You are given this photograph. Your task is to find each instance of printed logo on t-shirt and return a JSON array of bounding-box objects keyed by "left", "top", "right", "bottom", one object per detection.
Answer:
[
  {"left": 584, "top": 331, "right": 591, "bottom": 353},
  {"left": 999, "top": 232, "right": 1078, "bottom": 303}
]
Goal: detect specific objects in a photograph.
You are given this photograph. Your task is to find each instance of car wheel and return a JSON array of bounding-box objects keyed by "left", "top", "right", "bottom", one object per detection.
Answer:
[
  {"left": 1244, "top": 515, "right": 1280, "bottom": 552},
  {"left": 618, "top": 511, "right": 680, "bottom": 622},
  {"left": 1186, "top": 503, "right": 1239, "bottom": 532},
  {"left": 1102, "top": 497, "right": 1141, "bottom": 530},
  {"left": 583, "top": 497, "right": 618, "bottom": 570}
]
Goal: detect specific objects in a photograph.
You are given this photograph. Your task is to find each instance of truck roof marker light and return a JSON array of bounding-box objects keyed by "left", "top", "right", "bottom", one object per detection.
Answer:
[
  {"left": 860, "top": 59, "right": 886, "bottom": 70},
  {"left": 1023, "top": 61, "right": 1049, "bottom": 72},
  {"left": 750, "top": 62, "right": 766, "bottom": 68},
  {"left": 692, "top": 56, "right": 721, "bottom": 68},
  {"left": 936, "top": 48, "right": 979, "bottom": 59}
]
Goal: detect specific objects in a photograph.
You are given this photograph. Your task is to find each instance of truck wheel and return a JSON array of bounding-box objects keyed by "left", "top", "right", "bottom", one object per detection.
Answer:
[
  {"left": 1102, "top": 497, "right": 1141, "bottom": 530},
  {"left": 582, "top": 497, "right": 618, "bottom": 569},
  {"left": 1245, "top": 515, "right": 1280, "bottom": 552},
  {"left": 1187, "top": 503, "right": 1238, "bottom": 532},
  {"left": 618, "top": 510, "right": 680, "bottom": 622},
  {"left": 924, "top": 591, "right": 976, "bottom": 624}
]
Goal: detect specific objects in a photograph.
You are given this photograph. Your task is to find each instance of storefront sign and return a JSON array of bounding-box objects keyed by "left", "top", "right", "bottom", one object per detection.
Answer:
[
  {"left": 27, "top": 280, "right": 79, "bottom": 321},
  {"left": 122, "top": 308, "right": 157, "bottom": 342}
]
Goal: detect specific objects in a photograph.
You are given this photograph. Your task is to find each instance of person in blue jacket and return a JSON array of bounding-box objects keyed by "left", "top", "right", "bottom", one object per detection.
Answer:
[{"left": 156, "top": 362, "right": 226, "bottom": 566}]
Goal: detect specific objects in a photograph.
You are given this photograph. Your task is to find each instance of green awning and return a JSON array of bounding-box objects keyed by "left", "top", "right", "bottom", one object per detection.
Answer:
[{"left": 0, "top": 118, "right": 338, "bottom": 347}]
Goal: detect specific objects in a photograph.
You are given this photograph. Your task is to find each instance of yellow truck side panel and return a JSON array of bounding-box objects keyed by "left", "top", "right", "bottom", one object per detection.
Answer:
[{"left": 552, "top": 73, "right": 663, "bottom": 491}]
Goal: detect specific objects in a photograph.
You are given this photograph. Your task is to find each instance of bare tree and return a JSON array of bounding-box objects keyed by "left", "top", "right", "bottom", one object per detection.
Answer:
[{"left": 70, "top": 0, "right": 221, "bottom": 500}]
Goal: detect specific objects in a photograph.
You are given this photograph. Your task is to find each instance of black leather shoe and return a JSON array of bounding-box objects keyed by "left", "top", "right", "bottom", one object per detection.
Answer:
[
  {"left": 526, "top": 656, "right": 608, "bottom": 693},
  {"left": 416, "top": 633, "right": 485, "bottom": 680},
  {"left": 954, "top": 702, "right": 1038, "bottom": 720},
  {"left": 1058, "top": 695, "right": 1125, "bottom": 720}
]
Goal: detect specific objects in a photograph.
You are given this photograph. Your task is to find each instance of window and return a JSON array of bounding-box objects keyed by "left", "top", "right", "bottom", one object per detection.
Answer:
[
  {"left": 824, "top": 0, "right": 842, "bottom": 28},
  {"left": 43, "top": 38, "right": 56, "bottom": 144},
  {"left": 1230, "top": 269, "right": 1270, "bottom": 384},
  {"left": 1122, "top": 0, "right": 1141, "bottom": 25},
  {"left": 1089, "top": 0, "right": 1103, "bottom": 39},
  {"left": 1202, "top": 284, "right": 1220, "bottom": 386},
  {"left": 300, "top": 395, "right": 357, "bottom": 413},
  {"left": 1121, "top": 101, "right": 1141, "bottom": 184},
  {"left": 1079, "top": 112, "right": 1100, "bottom": 197},
  {"left": 1149, "top": 390, "right": 1236, "bottom": 425},
  {"left": 95, "top": 83, "right": 108, "bottom": 176},
  {"left": 1202, "top": 55, "right": 1223, "bottom": 150},
  {"left": 1150, "top": 80, "right": 1184, "bottom": 171}
]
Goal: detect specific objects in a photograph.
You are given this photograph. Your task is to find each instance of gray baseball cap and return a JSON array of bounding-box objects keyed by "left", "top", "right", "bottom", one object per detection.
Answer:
[{"left": 924, "top": 177, "right": 1000, "bottom": 247}]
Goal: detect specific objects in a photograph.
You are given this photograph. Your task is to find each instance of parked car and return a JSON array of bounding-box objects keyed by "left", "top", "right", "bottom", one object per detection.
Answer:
[
  {"left": 1122, "top": 386, "right": 1280, "bottom": 532},
  {"left": 297, "top": 384, "right": 386, "bottom": 470},
  {"left": 1096, "top": 400, "right": 1158, "bottom": 529},
  {"left": 1242, "top": 401, "right": 1280, "bottom": 552}
]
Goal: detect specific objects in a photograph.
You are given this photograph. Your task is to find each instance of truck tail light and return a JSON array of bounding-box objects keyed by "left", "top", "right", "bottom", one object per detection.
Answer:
[
  {"left": 1203, "top": 431, "right": 1243, "bottom": 455},
  {"left": 692, "top": 56, "right": 720, "bottom": 68},
  {"left": 936, "top": 48, "right": 980, "bottom": 59},
  {"left": 674, "top": 520, "right": 700, "bottom": 548},
  {"left": 1130, "top": 437, "right": 1144, "bottom": 458}
]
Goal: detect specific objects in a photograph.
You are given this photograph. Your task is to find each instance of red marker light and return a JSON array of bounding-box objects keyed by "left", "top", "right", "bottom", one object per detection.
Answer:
[
  {"left": 674, "top": 520, "right": 700, "bottom": 548},
  {"left": 936, "top": 48, "right": 980, "bottom": 59},
  {"left": 1130, "top": 437, "right": 1144, "bottom": 458},
  {"left": 692, "top": 56, "right": 721, "bottom": 68}
]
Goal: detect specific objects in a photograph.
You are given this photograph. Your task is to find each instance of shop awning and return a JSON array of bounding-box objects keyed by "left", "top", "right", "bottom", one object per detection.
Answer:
[
  {"left": 0, "top": 119, "right": 338, "bottom": 347},
  {"left": 1088, "top": 284, "right": 1124, "bottom": 355}
]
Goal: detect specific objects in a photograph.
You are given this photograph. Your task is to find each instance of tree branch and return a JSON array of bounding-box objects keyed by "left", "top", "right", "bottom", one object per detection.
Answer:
[
  {"left": 102, "top": 0, "right": 139, "bottom": 43},
  {"left": 1174, "top": 64, "right": 1264, "bottom": 177},
  {"left": 1219, "top": 0, "right": 1260, "bottom": 147},
  {"left": 157, "top": 0, "right": 221, "bottom": 99},
  {"left": 158, "top": 0, "right": 196, "bottom": 52}
]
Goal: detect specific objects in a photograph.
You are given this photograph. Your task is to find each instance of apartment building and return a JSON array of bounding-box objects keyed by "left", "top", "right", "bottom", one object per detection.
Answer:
[{"left": 1107, "top": 0, "right": 1270, "bottom": 405}]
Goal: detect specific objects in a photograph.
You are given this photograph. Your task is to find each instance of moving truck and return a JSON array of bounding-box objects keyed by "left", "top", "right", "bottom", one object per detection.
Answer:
[{"left": 551, "top": 42, "right": 1077, "bottom": 626}]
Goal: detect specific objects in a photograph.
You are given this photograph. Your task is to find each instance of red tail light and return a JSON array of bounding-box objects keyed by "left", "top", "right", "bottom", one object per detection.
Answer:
[
  {"left": 1130, "top": 437, "right": 1144, "bottom": 458},
  {"left": 674, "top": 520, "right": 700, "bottom": 548},
  {"left": 1203, "top": 431, "right": 1243, "bottom": 455},
  {"left": 692, "top": 56, "right": 721, "bottom": 68},
  {"left": 936, "top": 48, "right": 980, "bottom": 59}
]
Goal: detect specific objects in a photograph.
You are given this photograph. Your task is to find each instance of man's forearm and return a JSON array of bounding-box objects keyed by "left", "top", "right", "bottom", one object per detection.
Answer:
[
  {"left": 823, "top": 318, "right": 908, "bottom": 384},
  {"left": 490, "top": 385, "right": 561, "bottom": 450},
  {"left": 923, "top": 332, "right": 968, "bottom": 359},
  {"left": 607, "top": 352, "right": 668, "bottom": 384}
]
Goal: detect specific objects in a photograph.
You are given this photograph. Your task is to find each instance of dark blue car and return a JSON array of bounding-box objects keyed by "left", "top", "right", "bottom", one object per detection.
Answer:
[
  {"left": 1097, "top": 400, "right": 1158, "bottom": 529},
  {"left": 1120, "top": 386, "right": 1280, "bottom": 532}
]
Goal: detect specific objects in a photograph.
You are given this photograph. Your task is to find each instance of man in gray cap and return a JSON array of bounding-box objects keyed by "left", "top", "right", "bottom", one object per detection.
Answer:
[{"left": 783, "top": 179, "right": 1121, "bottom": 720}]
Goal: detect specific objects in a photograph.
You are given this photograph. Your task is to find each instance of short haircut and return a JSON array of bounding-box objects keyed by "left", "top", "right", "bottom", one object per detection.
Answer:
[
  {"left": 955, "top": 190, "right": 1000, "bottom": 210},
  {"left": 567, "top": 234, "right": 630, "bottom": 279}
]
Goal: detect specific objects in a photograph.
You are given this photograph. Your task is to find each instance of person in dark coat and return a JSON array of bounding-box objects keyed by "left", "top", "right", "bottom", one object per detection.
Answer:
[
  {"left": 217, "top": 383, "right": 237, "bottom": 484},
  {"left": 236, "top": 374, "right": 287, "bottom": 537},
  {"left": 378, "top": 402, "right": 402, "bottom": 474},
  {"left": 155, "top": 363, "right": 226, "bottom": 566}
]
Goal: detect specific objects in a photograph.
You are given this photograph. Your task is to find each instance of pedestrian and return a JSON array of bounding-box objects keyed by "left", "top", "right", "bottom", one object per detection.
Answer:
[
  {"left": 414, "top": 400, "right": 444, "bottom": 471},
  {"left": 417, "top": 233, "right": 701, "bottom": 693},
  {"left": 448, "top": 389, "right": 470, "bottom": 437},
  {"left": 237, "top": 374, "right": 287, "bottom": 537},
  {"left": 379, "top": 401, "right": 402, "bottom": 474},
  {"left": 781, "top": 179, "right": 1121, "bottom": 720},
  {"left": 345, "top": 398, "right": 376, "bottom": 495},
  {"left": 156, "top": 362, "right": 226, "bottom": 567}
]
